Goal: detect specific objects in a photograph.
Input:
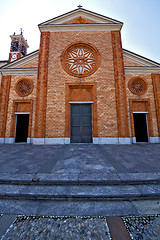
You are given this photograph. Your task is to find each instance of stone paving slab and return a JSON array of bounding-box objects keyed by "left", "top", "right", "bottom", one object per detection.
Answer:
[
  {"left": 0, "top": 199, "right": 139, "bottom": 216},
  {"left": 0, "top": 144, "right": 160, "bottom": 177}
]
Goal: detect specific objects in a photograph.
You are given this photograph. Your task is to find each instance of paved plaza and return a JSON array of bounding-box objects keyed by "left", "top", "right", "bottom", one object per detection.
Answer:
[
  {"left": 0, "top": 143, "right": 160, "bottom": 239},
  {"left": 0, "top": 143, "right": 160, "bottom": 176}
]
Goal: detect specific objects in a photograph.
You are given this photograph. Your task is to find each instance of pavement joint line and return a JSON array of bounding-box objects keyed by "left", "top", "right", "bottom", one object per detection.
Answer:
[{"left": 95, "top": 145, "right": 130, "bottom": 173}]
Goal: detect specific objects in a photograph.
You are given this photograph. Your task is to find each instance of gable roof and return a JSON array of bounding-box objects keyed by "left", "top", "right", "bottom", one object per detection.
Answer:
[
  {"left": 39, "top": 8, "right": 123, "bottom": 26},
  {"left": 123, "top": 49, "right": 160, "bottom": 67},
  {"left": 0, "top": 50, "right": 39, "bottom": 69},
  {"left": 38, "top": 8, "right": 123, "bottom": 32}
]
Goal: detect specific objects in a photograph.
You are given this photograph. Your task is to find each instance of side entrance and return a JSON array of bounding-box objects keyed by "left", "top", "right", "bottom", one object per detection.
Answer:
[
  {"left": 15, "top": 114, "right": 29, "bottom": 143},
  {"left": 70, "top": 104, "right": 92, "bottom": 143},
  {"left": 133, "top": 113, "right": 148, "bottom": 142}
]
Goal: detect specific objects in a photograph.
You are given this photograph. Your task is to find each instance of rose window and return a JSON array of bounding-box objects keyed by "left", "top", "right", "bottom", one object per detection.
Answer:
[
  {"left": 128, "top": 78, "right": 147, "bottom": 95},
  {"left": 16, "top": 79, "right": 34, "bottom": 97},
  {"left": 61, "top": 42, "right": 100, "bottom": 77}
]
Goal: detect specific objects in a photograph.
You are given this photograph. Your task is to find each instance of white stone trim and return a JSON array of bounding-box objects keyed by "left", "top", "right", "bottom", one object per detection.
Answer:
[
  {"left": 27, "top": 138, "right": 31, "bottom": 144},
  {"left": 1, "top": 68, "right": 37, "bottom": 75},
  {"left": 118, "top": 138, "right": 132, "bottom": 144},
  {"left": 132, "top": 137, "right": 136, "bottom": 143},
  {"left": 93, "top": 137, "right": 132, "bottom": 144},
  {"left": 93, "top": 137, "right": 119, "bottom": 144},
  {"left": 39, "top": 23, "right": 122, "bottom": 32},
  {"left": 149, "top": 137, "right": 160, "bottom": 143},
  {"left": 125, "top": 66, "right": 160, "bottom": 74},
  {"left": 45, "top": 138, "right": 69, "bottom": 144},
  {"left": 1, "top": 137, "right": 159, "bottom": 144},
  {"left": 4, "top": 138, "right": 14, "bottom": 144},
  {"left": 39, "top": 8, "right": 122, "bottom": 25},
  {"left": 69, "top": 101, "right": 94, "bottom": 104},
  {"left": 32, "top": 138, "right": 45, "bottom": 145},
  {"left": 15, "top": 112, "right": 30, "bottom": 115},
  {"left": 1, "top": 51, "right": 39, "bottom": 69},
  {"left": 123, "top": 49, "right": 160, "bottom": 67},
  {"left": 0, "top": 138, "right": 5, "bottom": 144},
  {"left": 64, "top": 138, "right": 70, "bottom": 144}
]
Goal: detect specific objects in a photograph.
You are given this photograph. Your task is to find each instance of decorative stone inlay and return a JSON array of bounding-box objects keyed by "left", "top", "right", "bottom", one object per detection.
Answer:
[
  {"left": 61, "top": 42, "right": 100, "bottom": 78},
  {"left": 15, "top": 79, "right": 33, "bottom": 97},
  {"left": 128, "top": 78, "right": 147, "bottom": 95}
]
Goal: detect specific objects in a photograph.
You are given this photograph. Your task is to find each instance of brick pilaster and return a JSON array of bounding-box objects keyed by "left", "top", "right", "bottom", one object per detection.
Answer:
[
  {"left": 34, "top": 32, "right": 50, "bottom": 138},
  {"left": 112, "top": 31, "right": 129, "bottom": 138},
  {"left": 152, "top": 73, "right": 160, "bottom": 137},
  {"left": 0, "top": 75, "right": 11, "bottom": 137}
]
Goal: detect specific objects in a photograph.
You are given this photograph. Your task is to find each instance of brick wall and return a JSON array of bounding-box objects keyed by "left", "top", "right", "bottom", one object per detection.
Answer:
[
  {"left": 45, "top": 31, "right": 118, "bottom": 138},
  {"left": 5, "top": 75, "right": 37, "bottom": 138},
  {"left": 125, "top": 73, "right": 158, "bottom": 137}
]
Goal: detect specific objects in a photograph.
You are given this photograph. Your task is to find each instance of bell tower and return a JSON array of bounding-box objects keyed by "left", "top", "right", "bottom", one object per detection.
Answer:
[{"left": 9, "top": 30, "right": 29, "bottom": 62}]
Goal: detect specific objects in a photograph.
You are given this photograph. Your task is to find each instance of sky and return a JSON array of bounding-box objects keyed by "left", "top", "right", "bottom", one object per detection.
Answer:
[{"left": 0, "top": 0, "right": 160, "bottom": 63}]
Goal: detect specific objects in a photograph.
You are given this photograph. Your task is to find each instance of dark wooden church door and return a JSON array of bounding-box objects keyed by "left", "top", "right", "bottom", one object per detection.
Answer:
[{"left": 70, "top": 104, "right": 92, "bottom": 143}]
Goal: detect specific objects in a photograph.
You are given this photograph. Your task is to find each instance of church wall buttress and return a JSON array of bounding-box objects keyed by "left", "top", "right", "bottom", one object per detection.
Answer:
[
  {"left": 0, "top": 76, "right": 11, "bottom": 137},
  {"left": 34, "top": 32, "right": 50, "bottom": 138},
  {"left": 112, "top": 31, "right": 129, "bottom": 138}
]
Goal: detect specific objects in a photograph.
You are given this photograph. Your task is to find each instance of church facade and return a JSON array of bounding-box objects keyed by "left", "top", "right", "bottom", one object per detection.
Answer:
[{"left": 0, "top": 7, "right": 160, "bottom": 144}]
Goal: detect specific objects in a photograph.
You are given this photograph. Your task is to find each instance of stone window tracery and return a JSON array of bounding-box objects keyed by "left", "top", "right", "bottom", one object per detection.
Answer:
[
  {"left": 15, "top": 79, "right": 34, "bottom": 97},
  {"left": 128, "top": 77, "right": 147, "bottom": 95},
  {"left": 61, "top": 42, "right": 100, "bottom": 78}
]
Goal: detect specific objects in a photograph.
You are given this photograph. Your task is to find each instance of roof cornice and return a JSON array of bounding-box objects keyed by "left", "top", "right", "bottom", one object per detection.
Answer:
[
  {"left": 125, "top": 66, "right": 160, "bottom": 74},
  {"left": 0, "top": 50, "right": 39, "bottom": 69},
  {"left": 39, "top": 8, "right": 123, "bottom": 26},
  {"left": 123, "top": 49, "right": 160, "bottom": 67},
  {"left": 39, "top": 23, "right": 122, "bottom": 32},
  {"left": 0, "top": 68, "right": 37, "bottom": 75}
]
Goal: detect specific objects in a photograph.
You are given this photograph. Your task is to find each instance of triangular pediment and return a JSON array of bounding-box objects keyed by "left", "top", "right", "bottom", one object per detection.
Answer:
[
  {"left": 123, "top": 49, "right": 160, "bottom": 67},
  {"left": 64, "top": 16, "right": 97, "bottom": 24},
  {"left": 0, "top": 50, "right": 39, "bottom": 69},
  {"left": 39, "top": 8, "right": 123, "bottom": 26}
]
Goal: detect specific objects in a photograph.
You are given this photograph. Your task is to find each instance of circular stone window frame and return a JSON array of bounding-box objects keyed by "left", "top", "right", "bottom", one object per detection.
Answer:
[
  {"left": 128, "top": 77, "right": 148, "bottom": 96},
  {"left": 61, "top": 41, "right": 100, "bottom": 78},
  {"left": 15, "top": 78, "right": 34, "bottom": 97}
]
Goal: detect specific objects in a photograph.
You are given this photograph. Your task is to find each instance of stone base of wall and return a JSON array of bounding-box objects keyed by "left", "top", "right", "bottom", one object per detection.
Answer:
[
  {"left": 0, "top": 137, "right": 160, "bottom": 144},
  {"left": 149, "top": 137, "right": 160, "bottom": 143},
  {"left": 0, "top": 138, "right": 5, "bottom": 144},
  {"left": 31, "top": 138, "right": 70, "bottom": 145},
  {"left": 132, "top": 137, "right": 160, "bottom": 144},
  {"left": 93, "top": 137, "right": 132, "bottom": 144},
  {"left": 4, "top": 138, "right": 14, "bottom": 144}
]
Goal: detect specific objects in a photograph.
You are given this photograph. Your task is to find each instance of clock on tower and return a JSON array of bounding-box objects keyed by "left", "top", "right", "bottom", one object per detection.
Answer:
[{"left": 9, "top": 31, "right": 29, "bottom": 62}]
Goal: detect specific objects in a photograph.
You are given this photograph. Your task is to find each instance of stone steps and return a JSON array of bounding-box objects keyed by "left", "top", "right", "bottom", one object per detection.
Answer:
[
  {"left": 0, "top": 173, "right": 160, "bottom": 186},
  {"left": 0, "top": 182, "right": 160, "bottom": 201}
]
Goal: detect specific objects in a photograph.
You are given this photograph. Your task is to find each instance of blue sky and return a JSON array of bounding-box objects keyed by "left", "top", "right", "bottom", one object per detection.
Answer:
[{"left": 0, "top": 0, "right": 160, "bottom": 63}]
